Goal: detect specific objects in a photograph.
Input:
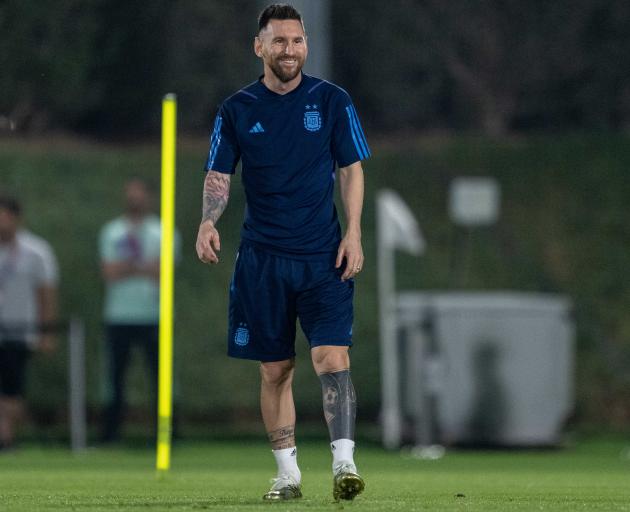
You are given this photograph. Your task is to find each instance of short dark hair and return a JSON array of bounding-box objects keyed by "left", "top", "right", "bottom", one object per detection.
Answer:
[
  {"left": 0, "top": 193, "right": 21, "bottom": 216},
  {"left": 258, "top": 4, "right": 304, "bottom": 33}
]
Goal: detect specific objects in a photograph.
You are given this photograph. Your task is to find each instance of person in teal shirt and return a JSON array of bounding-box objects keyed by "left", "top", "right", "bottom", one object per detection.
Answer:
[{"left": 99, "top": 178, "right": 168, "bottom": 442}]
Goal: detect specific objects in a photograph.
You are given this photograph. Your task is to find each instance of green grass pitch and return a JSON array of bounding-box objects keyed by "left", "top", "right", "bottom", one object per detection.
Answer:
[{"left": 1, "top": 437, "right": 629, "bottom": 511}]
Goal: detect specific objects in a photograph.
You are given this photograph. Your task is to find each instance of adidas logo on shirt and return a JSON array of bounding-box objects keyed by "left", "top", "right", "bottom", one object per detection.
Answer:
[{"left": 249, "top": 122, "right": 265, "bottom": 133}]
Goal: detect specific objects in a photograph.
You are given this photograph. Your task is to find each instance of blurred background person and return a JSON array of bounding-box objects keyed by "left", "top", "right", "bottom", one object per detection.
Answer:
[
  {"left": 0, "top": 194, "right": 59, "bottom": 451},
  {"left": 99, "top": 179, "right": 163, "bottom": 443}
]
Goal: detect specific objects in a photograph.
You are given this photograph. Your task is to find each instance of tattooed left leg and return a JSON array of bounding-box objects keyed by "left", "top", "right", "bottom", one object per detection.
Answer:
[
  {"left": 311, "top": 346, "right": 358, "bottom": 469},
  {"left": 319, "top": 369, "right": 356, "bottom": 442}
]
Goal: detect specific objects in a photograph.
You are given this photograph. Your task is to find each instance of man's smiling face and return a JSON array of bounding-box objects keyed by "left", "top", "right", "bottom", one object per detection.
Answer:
[{"left": 255, "top": 19, "right": 308, "bottom": 83}]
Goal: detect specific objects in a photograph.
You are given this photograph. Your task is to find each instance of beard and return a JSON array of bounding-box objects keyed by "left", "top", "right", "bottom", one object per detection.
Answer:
[
  {"left": 125, "top": 202, "right": 148, "bottom": 217},
  {"left": 268, "top": 55, "right": 304, "bottom": 83}
]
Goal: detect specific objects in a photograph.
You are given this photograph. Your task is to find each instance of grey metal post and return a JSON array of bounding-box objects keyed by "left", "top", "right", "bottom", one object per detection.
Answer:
[
  {"left": 68, "top": 316, "right": 87, "bottom": 453},
  {"left": 406, "top": 324, "right": 431, "bottom": 446},
  {"left": 377, "top": 197, "right": 401, "bottom": 449},
  {"left": 377, "top": 190, "right": 425, "bottom": 449}
]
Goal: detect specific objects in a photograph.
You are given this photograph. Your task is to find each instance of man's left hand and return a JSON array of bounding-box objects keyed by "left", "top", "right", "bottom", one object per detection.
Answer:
[{"left": 336, "top": 232, "right": 364, "bottom": 281}]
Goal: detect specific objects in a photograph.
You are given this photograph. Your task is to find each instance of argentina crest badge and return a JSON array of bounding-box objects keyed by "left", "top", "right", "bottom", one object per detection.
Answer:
[
  {"left": 234, "top": 322, "right": 250, "bottom": 346},
  {"left": 304, "top": 104, "right": 322, "bottom": 132}
]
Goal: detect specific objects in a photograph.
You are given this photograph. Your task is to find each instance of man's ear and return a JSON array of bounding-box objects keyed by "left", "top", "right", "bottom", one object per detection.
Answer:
[{"left": 254, "top": 36, "right": 263, "bottom": 57}]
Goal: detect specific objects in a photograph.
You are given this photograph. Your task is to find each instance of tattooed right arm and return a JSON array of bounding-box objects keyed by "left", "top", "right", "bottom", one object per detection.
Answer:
[
  {"left": 202, "top": 171, "right": 231, "bottom": 224},
  {"left": 196, "top": 171, "right": 231, "bottom": 264}
]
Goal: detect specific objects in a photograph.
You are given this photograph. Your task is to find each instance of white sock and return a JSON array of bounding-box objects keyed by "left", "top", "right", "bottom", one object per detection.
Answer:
[
  {"left": 331, "top": 438, "right": 356, "bottom": 471},
  {"left": 272, "top": 446, "right": 301, "bottom": 482}
]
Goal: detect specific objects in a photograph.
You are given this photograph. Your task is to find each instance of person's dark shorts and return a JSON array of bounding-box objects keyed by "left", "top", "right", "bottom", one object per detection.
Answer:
[
  {"left": 0, "top": 341, "right": 31, "bottom": 397},
  {"left": 227, "top": 243, "right": 354, "bottom": 362}
]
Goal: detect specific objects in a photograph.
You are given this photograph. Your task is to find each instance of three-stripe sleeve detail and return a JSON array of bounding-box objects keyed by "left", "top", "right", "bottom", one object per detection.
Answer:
[
  {"left": 345, "top": 105, "right": 370, "bottom": 160},
  {"left": 349, "top": 105, "right": 371, "bottom": 158},
  {"left": 208, "top": 115, "right": 223, "bottom": 169}
]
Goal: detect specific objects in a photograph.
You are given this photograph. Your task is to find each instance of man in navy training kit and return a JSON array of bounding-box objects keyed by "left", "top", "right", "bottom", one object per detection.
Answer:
[{"left": 196, "top": 4, "right": 369, "bottom": 502}]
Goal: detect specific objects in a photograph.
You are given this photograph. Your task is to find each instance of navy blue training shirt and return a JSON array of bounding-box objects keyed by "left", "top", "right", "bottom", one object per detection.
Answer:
[{"left": 204, "top": 73, "right": 370, "bottom": 259}]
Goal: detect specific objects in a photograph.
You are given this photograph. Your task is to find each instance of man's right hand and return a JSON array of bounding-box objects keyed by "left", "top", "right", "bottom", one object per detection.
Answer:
[{"left": 196, "top": 220, "right": 221, "bottom": 264}]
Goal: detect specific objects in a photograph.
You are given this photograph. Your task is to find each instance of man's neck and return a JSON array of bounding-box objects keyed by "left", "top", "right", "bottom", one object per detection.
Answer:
[
  {"left": 125, "top": 212, "right": 146, "bottom": 224},
  {"left": 0, "top": 233, "right": 17, "bottom": 246},
  {"left": 262, "top": 71, "right": 302, "bottom": 95}
]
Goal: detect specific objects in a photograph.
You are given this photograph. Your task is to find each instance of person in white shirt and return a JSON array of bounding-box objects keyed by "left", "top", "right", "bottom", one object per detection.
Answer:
[{"left": 0, "top": 194, "right": 59, "bottom": 450}]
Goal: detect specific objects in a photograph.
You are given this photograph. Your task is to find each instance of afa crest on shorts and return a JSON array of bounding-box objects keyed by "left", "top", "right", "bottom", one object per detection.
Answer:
[
  {"left": 234, "top": 323, "right": 250, "bottom": 346},
  {"left": 304, "top": 105, "right": 322, "bottom": 132}
]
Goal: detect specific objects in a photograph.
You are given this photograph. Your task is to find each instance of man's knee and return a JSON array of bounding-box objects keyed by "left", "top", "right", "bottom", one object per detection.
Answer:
[
  {"left": 260, "top": 359, "right": 295, "bottom": 388},
  {"left": 311, "top": 346, "right": 350, "bottom": 374}
]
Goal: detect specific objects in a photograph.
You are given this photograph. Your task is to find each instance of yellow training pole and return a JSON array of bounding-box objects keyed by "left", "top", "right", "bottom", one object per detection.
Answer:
[{"left": 157, "top": 93, "right": 176, "bottom": 474}]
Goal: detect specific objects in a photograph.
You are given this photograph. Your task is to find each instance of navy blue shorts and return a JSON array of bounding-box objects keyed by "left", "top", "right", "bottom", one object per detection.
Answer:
[{"left": 227, "top": 243, "right": 354, "bottom": 362}]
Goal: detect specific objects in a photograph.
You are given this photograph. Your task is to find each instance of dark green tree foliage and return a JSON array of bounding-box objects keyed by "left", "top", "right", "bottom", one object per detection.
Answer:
[
  {"left": 331, "top": 0, "right": 450, "bottom": 133},
  {"left": 0, "top": 0, "right": 99, "bottom": 132},
  {"left": 78, "top": 0, "right": 172, "bottom": 135},
  {"left": 0, "top": 0, "right": 256, "bottom": 136},
  {"left": 333, "top": 0, "right": 630, "bottom": 134},
  {"left": 81, "top": 0, "right": 257, "bottom": 135},
  {"left": 1, "top": 0, "right": 630, "bottom": 134},
  {"left": 575, "top": 1, "right": 630, "bottom": 129},
  {"left": 163, "top": 0, "right": 257, "bottom": 133}
]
